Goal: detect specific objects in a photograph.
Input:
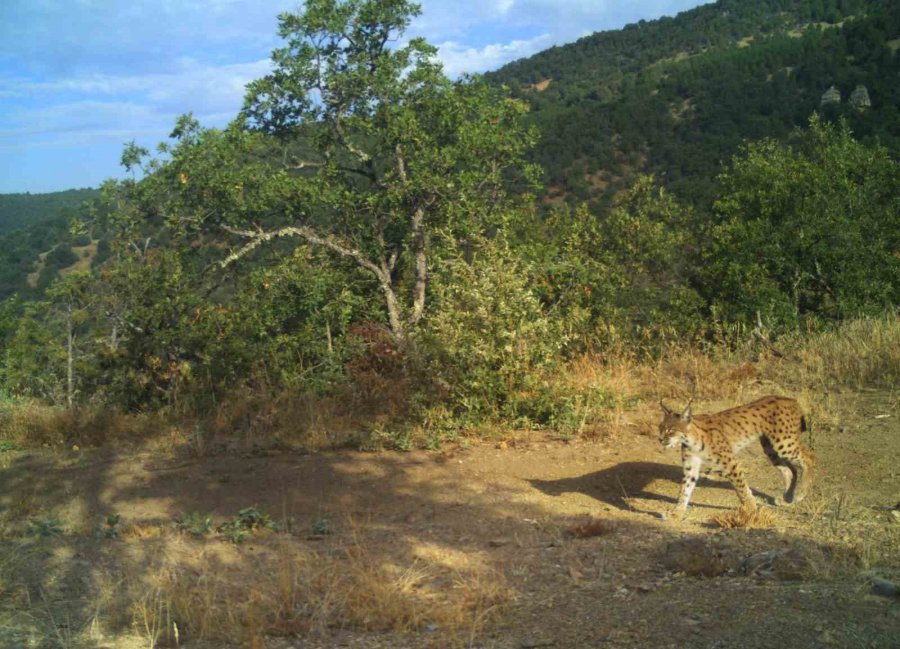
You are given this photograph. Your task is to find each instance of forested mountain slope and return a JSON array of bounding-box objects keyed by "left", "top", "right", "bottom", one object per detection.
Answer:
[
  {"left": 0, "top": 189, "right": 101, "bottom": 300},
  {"left": 487, "top": 0, "right": 900, "bottom": 209}
]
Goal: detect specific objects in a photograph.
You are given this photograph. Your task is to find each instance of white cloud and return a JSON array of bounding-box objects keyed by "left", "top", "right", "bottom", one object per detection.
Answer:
[
  {"left": 436, "top": 34, "right": 553, "bottom": 77},
  {"left": 0, "top": 0, "right": 713, "bottom": 191}
]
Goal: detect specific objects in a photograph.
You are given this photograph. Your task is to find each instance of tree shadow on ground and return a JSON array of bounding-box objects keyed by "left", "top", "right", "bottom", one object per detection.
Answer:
[{"left": 0, "top": 443, "right": 895, "bottom": 649}]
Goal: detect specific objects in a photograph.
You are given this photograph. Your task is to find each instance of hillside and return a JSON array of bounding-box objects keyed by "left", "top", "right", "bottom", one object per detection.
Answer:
[
  {"left": 0, "top": 188, "right": 102, "bottom": 300},
  {"left": 487, "top": 0, "right": 900, "bottom": 209},
  {"left": 0, "top": 188, "right": 97, "bottom": 235}
]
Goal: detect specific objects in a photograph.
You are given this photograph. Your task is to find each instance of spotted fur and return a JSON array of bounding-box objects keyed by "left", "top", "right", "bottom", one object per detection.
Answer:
[{"left": 658, "top": 396, "right": 814, "bottom": 519}]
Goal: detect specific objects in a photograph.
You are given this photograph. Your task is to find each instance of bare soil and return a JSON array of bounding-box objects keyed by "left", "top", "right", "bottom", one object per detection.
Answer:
[{"left": 1, "top": 391, "right": 898, "bottom": 648}]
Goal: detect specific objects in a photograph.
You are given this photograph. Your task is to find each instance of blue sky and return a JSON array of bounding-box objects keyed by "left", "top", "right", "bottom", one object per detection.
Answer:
[{"left": 0, "top": 0, "right": 709, "bottom": 194}]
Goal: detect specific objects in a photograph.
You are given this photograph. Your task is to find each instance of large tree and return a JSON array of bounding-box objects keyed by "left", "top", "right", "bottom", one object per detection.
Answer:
[{"left": 158, "top": 0, "right": 537, "bottom": 343}]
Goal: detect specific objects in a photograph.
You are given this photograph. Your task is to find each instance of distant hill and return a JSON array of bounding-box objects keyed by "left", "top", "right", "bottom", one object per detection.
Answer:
[
  {"left": 0, "top": 188, "right": 102, "bottom": 301},
  {"left": 486, "top": 0, "right": 900, "bottom": 210},
  {"left": 0, "top": 188, "right": 98, "bottom": 234}
]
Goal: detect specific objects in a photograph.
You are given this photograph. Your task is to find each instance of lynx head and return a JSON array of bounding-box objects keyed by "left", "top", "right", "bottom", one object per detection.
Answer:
[{"left": 658, "top": 399, "right": 694, "bottom": 448}]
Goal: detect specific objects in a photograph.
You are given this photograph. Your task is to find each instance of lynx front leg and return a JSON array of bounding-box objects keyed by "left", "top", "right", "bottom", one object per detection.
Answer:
[
  {"left": 728, "top": 464, "right": 758, "bottom": 510},
  {"left": 670, "top": 453, "right": 702, "bottom": 519}
]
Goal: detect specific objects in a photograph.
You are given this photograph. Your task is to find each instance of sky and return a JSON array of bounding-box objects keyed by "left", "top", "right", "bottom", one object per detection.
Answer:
[{"left": 0, "top": 0, "right": 710, "bottom": 194}]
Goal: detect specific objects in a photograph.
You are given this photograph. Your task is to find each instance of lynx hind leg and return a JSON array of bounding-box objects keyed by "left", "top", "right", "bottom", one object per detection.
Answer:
[
  {"left": 762, "top": 437, "right": 797, "bottom": 505},
  {"left": 790, "top": 446, "right": 815, "bottom": 504}
]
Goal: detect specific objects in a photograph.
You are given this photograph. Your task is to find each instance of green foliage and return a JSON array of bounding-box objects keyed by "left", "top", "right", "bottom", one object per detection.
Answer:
[
  {"left": 26, "top": 517, "right": 64, "bottom": 537},
  {"left": 311, "top": 517, "right": 333, "bottom": 535},
  {"left": 95, "top": 514, "right": 121, "bottom": 539},
  {"left": 217, "top": 507, "right": 274, "bottom": 544},
  {"left": 0, "top": 0, "right": 896, "bottom": 443},
  {"left": 519, "top": 176, "right": 705, "bottom": 349},
  {"left": 0, "top": 439, "right": 18, "bottom": 452},
  {"left": 174, "top": 512, "right": 214, "bottom": 538},
  {"left": 0, "top": 188, "right": 97, "bottom": 234},
  {"left": 413, "top": 239, "right": 566, "bottom": 428},
  {"left": 0, "top": 190, "right": 104, "bottom": 301},
  {"left": 706, "top": 115, "right": 900, "bottom": 329}
]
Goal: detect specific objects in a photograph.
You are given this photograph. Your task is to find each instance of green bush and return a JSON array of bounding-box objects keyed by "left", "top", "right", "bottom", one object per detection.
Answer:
[{"left": 413, "top": 239, "right": 568, "bottom": 430}]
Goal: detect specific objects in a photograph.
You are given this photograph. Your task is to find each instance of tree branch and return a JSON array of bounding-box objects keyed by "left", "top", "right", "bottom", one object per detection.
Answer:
[{"left": 219, "top": 223, "right": 385, "bottom": 280}]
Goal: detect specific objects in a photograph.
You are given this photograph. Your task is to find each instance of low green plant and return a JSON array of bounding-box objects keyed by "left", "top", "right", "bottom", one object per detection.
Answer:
[
  {"left": 312, "top": 517, "right": 333, "bottom": 536},
  {"left": 174, "top": 512, "right": 214, "bottom": 538},
  {"left": 26, "top": 517, "right": 63, "bottom": 537},
  {"left": 217, "top": 507, "right": 273, "bottom": 544},
  {"left": 95, "top": 513, "right": 121, "bottom": 539}
]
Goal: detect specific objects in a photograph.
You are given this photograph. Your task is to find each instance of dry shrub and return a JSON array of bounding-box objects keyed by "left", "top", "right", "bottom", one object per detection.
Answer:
[
  {"left": 780, "top": 314, "right": 900, "bottom": 388},
  {"left": 636, "top": 345, "right": 762, "bottom": 404},
  {"left": 120, "top": 523, "right": 168, "bottom": 540},
  {"left": 555, "top": 352, "right": 641, "bottom": 438},
  {"left": 346, "top": 321, "right": 409, "bottom": 417},
  {"left": 712, "top": 505, "right": 779, "bottom": 529},
  {"left": 0, "top": 400, "right": 155, "bottom": 448},
  {"left": 203, "top": 384, "right": 362, "bottom": 451},
  {"left": 566, "top": 517, "right": 617, "bottom": 538}
]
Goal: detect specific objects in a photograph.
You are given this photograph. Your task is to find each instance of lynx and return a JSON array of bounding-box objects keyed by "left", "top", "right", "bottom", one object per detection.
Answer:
[{"left": 658, "top": 396, "right": 814, "bottom": 519}]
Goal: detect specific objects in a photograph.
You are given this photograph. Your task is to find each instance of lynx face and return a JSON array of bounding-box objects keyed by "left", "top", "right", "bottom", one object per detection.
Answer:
[{"left": 658, "top": 402, "right": 694, "bottom": 449}]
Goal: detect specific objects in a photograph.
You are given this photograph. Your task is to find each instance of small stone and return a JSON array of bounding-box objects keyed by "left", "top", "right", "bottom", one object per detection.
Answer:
[
  {"left": 743, "top": 548, "right": 811, "bottom": 580},
  {"left": 870, "top": 576, "right": 899, "bottom": 598}
]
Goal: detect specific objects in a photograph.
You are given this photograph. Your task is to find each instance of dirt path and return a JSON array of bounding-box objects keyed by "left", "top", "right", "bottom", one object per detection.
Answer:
[{"left": 1, "top": 392, "right": 898, "bottom": 648}]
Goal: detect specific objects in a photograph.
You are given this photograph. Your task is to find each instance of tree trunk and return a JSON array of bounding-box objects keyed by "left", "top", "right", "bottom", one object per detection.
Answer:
[
  {"left": 66, "top": 304, "right": 75, "bottom": 410},
  {"left": 381, "top": 280, "right": 406, "bottom": 342}
]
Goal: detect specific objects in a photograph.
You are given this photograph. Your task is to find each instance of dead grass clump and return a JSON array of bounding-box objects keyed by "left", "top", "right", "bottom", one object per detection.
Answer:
[
  {"left": 712, "top": 505, "right": 780, "bottom": 529},
  {"left": 566, "top": 517, "right": 617, "bottom": 538}
]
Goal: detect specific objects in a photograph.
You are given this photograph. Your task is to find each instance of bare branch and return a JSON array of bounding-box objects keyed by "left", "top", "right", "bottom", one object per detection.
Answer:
[
  {"left": 334, "top": 116, "right": 371, "bottom": 163},
  {"left": 219, "top": 223, "right": 385, "bottom": 279},
  {"left": 285, "top": 159, "right": 325, "bottom": 171}
]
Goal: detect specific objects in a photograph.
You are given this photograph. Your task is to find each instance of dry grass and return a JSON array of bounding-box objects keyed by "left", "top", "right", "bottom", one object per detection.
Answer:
[
  {"left": 780, "top": 314, "right": 900, "bottom": 389},
  {"left": 712, "top": 505, "right": 780, "bottom": 529},
  {"left": 87, "top": 533, "right": 514, "bottom": 648},
  {"left": 203, "top": 384, "right": 369, "bottom": 451},
  {"left": 0, "top": 400, "right": 157, "bottom": 449}
]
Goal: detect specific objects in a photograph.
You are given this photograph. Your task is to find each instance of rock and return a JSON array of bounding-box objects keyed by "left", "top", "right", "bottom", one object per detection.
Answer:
[
  {"left": 849, "top": 84, "right": 871, "bottom": 110},
  {"left": 661, "top": 538, "right": 741, "bottom": 577},
  {"left": 742, "top": 548, "right": 811, "bottom": 580},
  {"left": 821, "top": 85, "right": 841, "bottom": 105},
  {"left": 869, "top": 576, "right": 899, "bottom": 598}
]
